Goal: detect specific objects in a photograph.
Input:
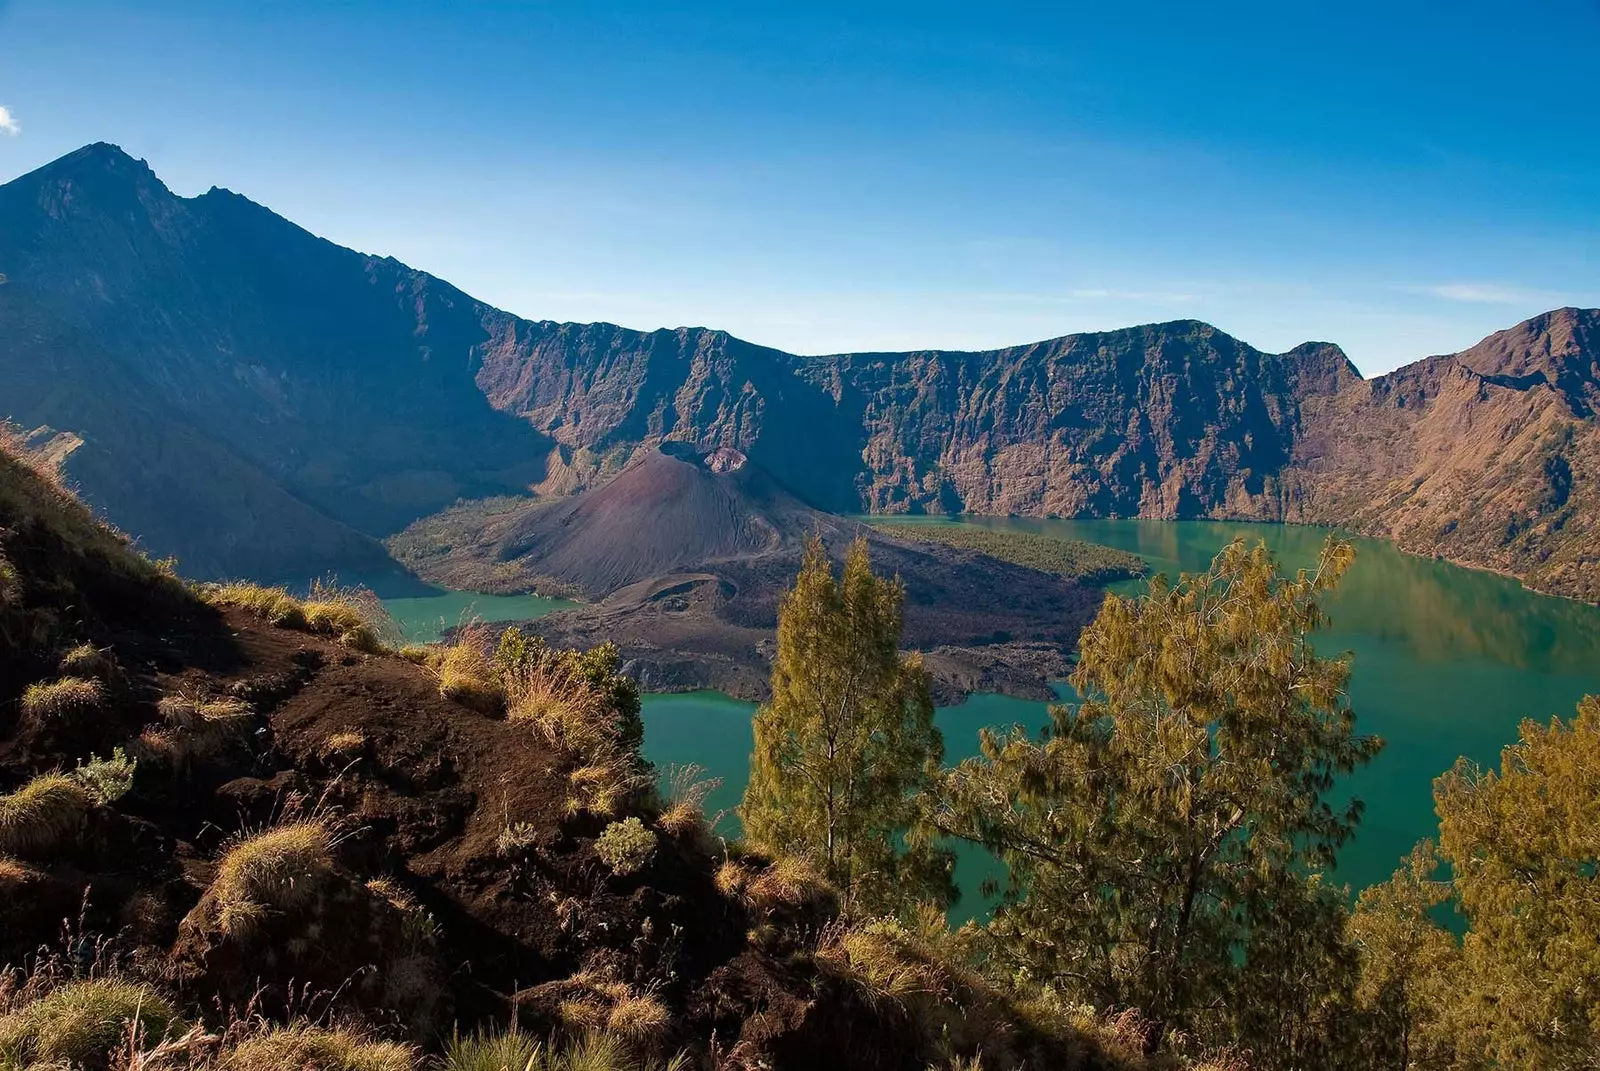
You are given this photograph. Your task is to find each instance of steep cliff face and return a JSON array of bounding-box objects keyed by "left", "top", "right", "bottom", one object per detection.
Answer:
[
  {"left": 1279, "top": 309, "right": 1599, "bottom": 600},
  {"left": 1, "top": 144, "right": 1595, "bottom": 599}
]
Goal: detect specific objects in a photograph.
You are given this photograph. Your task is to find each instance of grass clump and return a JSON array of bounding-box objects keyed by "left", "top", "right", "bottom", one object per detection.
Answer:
[
  {"left": 19, "top": 675, "right": 103, "bottom": 725},
  {"left": 654, "top": 764, "right": 720, "bottom": 842},
  {"left": 71, "top": 747, "right": 137, "bottom": 803},
  {"left": 440, "top": 1028, "right": 544, "bottom": 1071},
  {"left": 745, "top": 856, "right": 836, "bottom": 913},
  {"left": 201, "top": 581, "right": 309, "bottom": 627},
  {"left": 0, "top": 773, "right": 94, "bottom": 857},
  {"left": 595, "top": 817, "right": 656, "bottom": 877},
  {"left": 146, "top": 693, "right": 254, "bottom": 768},
  {"left": 200, "top": 579, "right": 394, "bottom": 653},
  {"left": 435, "top": 629, "right": 505, "bottom": 714},
  {"left": 442, "top": 1029, "right": 685, "bottom": 1071},
  {"left": 216, "top": 1023, "right": 414, "bottom": 1071},
  {"left": 0, "top": 978, "right": 183, "bottom": 1069},
  {"left": 59, "top": 642, "right": 114, "bottom": 679},
  {"left": 208, "top": 821, "right": 333, "bottom": 937}
]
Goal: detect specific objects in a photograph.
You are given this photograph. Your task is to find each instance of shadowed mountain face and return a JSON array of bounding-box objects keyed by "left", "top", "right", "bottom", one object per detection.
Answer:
[
  {"left": 1, "top": 144, "right": 1596, "bottom": 599},
  {"left": 0, "top": 144, "right": 552, "bottom": 580}
]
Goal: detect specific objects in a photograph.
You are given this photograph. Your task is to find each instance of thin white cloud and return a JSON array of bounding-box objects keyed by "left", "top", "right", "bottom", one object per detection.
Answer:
[
  {"left": 1400, "top": 282, "right": 1562, "bottom": 305},
  {"left": 1065, "top": 287, "right": 1196, "bottom": 303},
  {"left": 0, "top": 106, "right": 17, "bottom": 136}
]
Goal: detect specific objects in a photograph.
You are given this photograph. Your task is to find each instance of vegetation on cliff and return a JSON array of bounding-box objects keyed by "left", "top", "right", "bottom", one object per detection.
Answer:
[{"left": 869, "top": 522, "right": 1148, "bottom": 584}]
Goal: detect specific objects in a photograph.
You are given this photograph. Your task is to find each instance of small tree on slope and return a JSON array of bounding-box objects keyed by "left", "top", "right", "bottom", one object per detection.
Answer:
[
  {"left": 931, "top": 536, "right": 1382, "bottom": 1061},
  {"left": 740, "top": 535, "right": 953, "bottom": 917}
]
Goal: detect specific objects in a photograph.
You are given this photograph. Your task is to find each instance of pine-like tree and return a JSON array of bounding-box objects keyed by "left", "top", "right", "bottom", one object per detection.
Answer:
[
  {"left": 740, "top": 535, "right": 953, "bottom": 916},
  {"left": 931, "top": 536, "right": 1381, "bottom": 1056}
]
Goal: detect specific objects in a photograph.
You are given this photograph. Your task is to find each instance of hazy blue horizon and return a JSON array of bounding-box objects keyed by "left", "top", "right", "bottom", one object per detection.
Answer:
[{"left": 2, "top": 1, "right": 1596, "bottom": 374}]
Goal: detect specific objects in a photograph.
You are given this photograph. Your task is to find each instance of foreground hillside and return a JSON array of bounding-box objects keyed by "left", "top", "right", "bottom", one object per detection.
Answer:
[
  {"left": 0, "top": 143, "right": 1594, "bottom": 600},
  {"left": 0, "top": 441, "right": 1191, "bottom": 1070}
]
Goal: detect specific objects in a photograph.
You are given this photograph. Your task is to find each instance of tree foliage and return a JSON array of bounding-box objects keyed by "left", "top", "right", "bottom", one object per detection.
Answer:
[
  {"left": 740, "top": 536, "right": 953, "bottom": 916},
  {"left": 932, "top": 536, "right": 1381, "bottom": 1057}
]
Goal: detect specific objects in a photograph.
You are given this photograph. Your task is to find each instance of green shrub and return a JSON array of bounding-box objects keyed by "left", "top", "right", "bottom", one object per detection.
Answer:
[
  {"left": 71, "top": 747, "right": 136, "bottom": 804},
  {"left": 0, "top": 978, "right": 183, "bottom": 1069},
  {"left": 0, "top": 773, "right": 94, "bottom": 857},
  {"left": 19, "top": 676, "right": 103, "bottom": 724},
  {"left": 595, "top": 817, "right": 656, "bottom": 876}
]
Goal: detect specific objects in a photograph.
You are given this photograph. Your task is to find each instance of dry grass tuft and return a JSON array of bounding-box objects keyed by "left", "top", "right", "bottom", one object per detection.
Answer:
[
  {"left": 0, "top": 977, "right": 183, "bottom": 1069},
  {"left": 605, "top": 991, "right": 670, "bottom": 1041},
  {"left": 201, "top": 581, "right": 308, "bottom": 628},
  {"left": 0, "top": 854, "right": 39, "bottom": 891},
  {"left": 440, "top": 1028, "right": 544, "bottom": 1071},
  {"left": 149, "top": 693, "right": 254, "bottom": 767},
  {"left": 20, "top": 675, "right": 103, "bottom": 725},
  {"left": 215, "top": 1023, "right": 415, "bottom": 1071},
  {"left": 200, "top": 579, "right": 394, "bottom": 653},
  {"left": 435, "top": 629, "right": 505, "bottom": 714},
  {"left": 745, "top": 856, "right": 837, "bottom": 913},
  {"left": 654, "top": 764, "right": 720, "bottom": 841},
  {"left": 59, "top": 642, "right": 114, "bottom": 680},
  {"left": 714, "top": 858, "right": 757, "bottom": 900},
  {"left": 208, "top": 821, "right": 333, "bottom": 937},
  {"left": 398, "top": 645, "right": 443, "bottom": 669},
  {"left": 321, "top": 730, "right": 367, "bottom": 758},
  {"left": 0, "top": 773, "right": 94, "bottom": 857}
]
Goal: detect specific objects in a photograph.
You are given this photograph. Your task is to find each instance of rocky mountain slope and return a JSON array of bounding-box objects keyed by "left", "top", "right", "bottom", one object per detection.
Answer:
[{"left": 0, "top": 143, "right": 1594, "bottom": 599}]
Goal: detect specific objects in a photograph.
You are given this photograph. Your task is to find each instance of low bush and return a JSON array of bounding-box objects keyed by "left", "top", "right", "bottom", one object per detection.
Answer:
[
  {"left": 0, "top": 978, "right": 183, "bottom": 1069},
  {"left": 0, "top": 773, "right": 94, "bottom": 857},
  {"left": 19, "top": 675, "right": 103, "bottom": 724},
  {"left": 208, "top": 822, "right": 333, "bottom": 937},
  {"left": 71, "top": 746, "right": 137, "bottom": 803},
  {"left": 595, "top": 817, "right": 656, "bottom": 877}
]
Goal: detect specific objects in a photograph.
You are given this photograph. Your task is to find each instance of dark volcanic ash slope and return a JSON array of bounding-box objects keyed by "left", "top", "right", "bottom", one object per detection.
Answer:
[{"left": 392, "top": 445, "right": 1103, "bottom": 701}]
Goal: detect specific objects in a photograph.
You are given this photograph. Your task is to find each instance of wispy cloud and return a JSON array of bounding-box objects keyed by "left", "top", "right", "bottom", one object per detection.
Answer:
[
  {"left": 1399, "top": 282, "right": 1564, "bottom": 305},
  {"left": 1065, "top": 287, "right": 1196, "bottom": 303},
  {"left": 0, "top": 106, "right": 18, "bottom": 136}
]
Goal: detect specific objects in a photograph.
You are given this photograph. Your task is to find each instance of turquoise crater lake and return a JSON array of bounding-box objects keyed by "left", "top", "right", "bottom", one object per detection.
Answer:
[{"left": 638, "top": 519, "right": 1600, "bottom": 913}]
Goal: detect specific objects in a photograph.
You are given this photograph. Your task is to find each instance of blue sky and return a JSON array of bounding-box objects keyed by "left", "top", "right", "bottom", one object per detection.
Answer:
[{"left": 1, "top": 0, "right": 1597, "bottom": 374}]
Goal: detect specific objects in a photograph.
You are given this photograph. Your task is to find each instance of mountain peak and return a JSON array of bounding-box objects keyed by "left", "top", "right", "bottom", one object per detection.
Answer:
[{"left": 2, "top": 141, "right": 170, "bottom": 205}]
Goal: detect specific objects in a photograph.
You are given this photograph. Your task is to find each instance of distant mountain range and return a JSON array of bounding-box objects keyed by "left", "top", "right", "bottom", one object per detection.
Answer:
[{"left": 1, "top": 143, "right": 1595, "bottom": 600}]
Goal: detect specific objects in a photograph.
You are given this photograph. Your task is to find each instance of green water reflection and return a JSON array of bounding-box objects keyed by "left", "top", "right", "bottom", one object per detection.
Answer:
[{"left": 642, "top": 519, "right": 1600, "bottom": 918}]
